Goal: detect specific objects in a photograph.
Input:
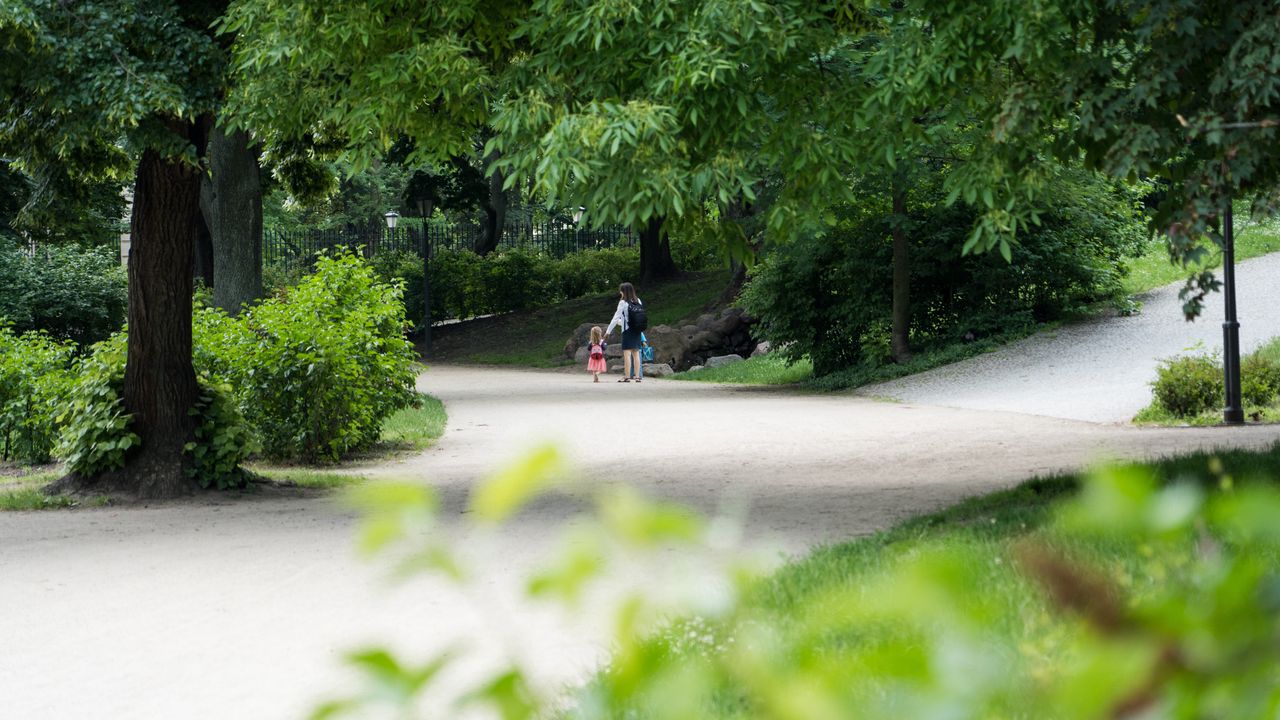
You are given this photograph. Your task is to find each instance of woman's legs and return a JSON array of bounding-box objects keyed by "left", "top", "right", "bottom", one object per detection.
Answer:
[{"left": 623, "top": 350, "right": 634, "bottom": 379}]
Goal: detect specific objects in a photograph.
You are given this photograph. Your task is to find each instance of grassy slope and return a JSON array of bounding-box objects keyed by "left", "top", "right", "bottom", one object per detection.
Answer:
[
  {"left": 426, "top": 271, "right": 731, "bottom": 367},
  {"left": 678, "top": 216, "right": 1280, "bottom": 389},
  {"left": 599, "top": 443, "right": 1280, "bottom": 718}
]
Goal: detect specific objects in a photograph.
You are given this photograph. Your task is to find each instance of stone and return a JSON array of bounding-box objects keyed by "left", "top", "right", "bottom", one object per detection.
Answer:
[
  {"left": 687, "top": 365, "right": 705, "bottom": 373},
  {"left": 706, "top": 353, "right": 745, "bottom": 368},
  {"left": 608, "top": 362, "right": 624, "bottom": 373},
  {"left": 564, "top": 321, "right": 613, "bottom": 358},
  {"left": 750, "top": 341, "right": 773, "bottom": 357},
  {"left": 574, "top": 346, "right": 590, "bottom": 364},
  {"left": 696, "top": 313, "right": 717, "bottom": 329},
  {"left": 605, "top": 344, "right": 623, "bottom": 359},
  {"left": 642, "top": 363, "right": 675, "bottom": 378}
]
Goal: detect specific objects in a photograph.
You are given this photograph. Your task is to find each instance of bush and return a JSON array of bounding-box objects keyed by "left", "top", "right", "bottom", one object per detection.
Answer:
[
  {"left": 0, "top": 326, "right": 76, "bottom": 464},
  {"left": 1242, "top": 352, "right": 1280, "bottom": 407},
  {"left": 0, "top": 242, "right": 127, "bottom": 345},
  {"left": 1151, "top": 353, "right": 1222, "bottom": 417},
  {"left": 56, "top": 333, "right": 253, "bottom": 488},
  {"left": 196, "top": 251, "right": 419, "bottom": 462},
  {"left": 741, "top": 168, "right": 1145, "bottom": 377},
  {"left": 368, "top": 245, "right": 640, "bottom": 323},
  {"left": 55, "top": 334, "right": 138, "bottom": 476}
]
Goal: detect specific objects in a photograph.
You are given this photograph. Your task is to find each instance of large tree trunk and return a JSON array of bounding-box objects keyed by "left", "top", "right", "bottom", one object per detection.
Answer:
[
  {"left": 193, "top": 210, "right": 214, "bottom": 289},
  {"left": 201, "top": 125, "right": 262, "bottom": 314},
  {"left": 639, "top": 215, "right": 678, "bottom": 285},
  {"left": 475, "top": 151, "right": 506, "bottom": 256},
  {"left": 52, "top": 139, "right": 204, "bottom": 498},
  {"left": 890, "top": 174, "right": 912, "bottom": 363}
]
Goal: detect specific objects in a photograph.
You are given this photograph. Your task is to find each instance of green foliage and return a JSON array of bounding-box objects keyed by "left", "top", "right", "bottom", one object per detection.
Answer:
[
  {"left": 54, "top": 334, "right": 137, "bottom": 477},
  {"left": 866, "top": 0, "right": 1280, "bottom": 318},
  {"left": 185, "top": 381, "right": 257, "bottom": 490},
  {"left": 0, "top": 326, "right": 76, "bottom": 464},
  {"left": 1241, "top": 353, "right": 1280, "bottom": 408},
  {"left": 674, "top": 353, "right": 814, "bottom": 386},
  {"left": 318, "top": 443, "right": 1280, "bottom": 719},
  {"left": 0, "top": 242, "right": 127, "bottom": 345},
  {"left": 367, "top": 246, "right": 640, "bottom": 324},
  {"left": 742, "top": 169, "right": 1143, "bottom": 377},
  {"left": 377, "top": 393, "right": 447, "bottom": 452},
  {"left": 195, "top": 252, "right": 419, "bottom": 462},
  {"left": 1151, "top": 353, "right": 1224, "bottom": 418}
]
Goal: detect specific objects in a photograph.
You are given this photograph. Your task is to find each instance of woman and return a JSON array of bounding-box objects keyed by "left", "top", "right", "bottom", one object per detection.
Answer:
[{"left": 604, "top": 281, "right": 645, "bottom": 383}]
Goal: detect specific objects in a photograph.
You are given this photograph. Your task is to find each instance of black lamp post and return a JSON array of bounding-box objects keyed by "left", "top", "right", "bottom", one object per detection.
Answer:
[
  {"left": 1222, "top": 199, "right": 1244, "bottom": 424},
  {"left": 416, "top": 199, "right": 432, "bottom": 353}
]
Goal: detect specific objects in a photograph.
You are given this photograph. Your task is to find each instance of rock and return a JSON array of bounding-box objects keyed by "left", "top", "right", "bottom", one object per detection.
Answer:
[
  {"left": 564, "top": 321, "right": 613, "bottom": 358},
  {"left": 605, "top": 344, "right": 623, "bottom": 359},
  {"left": 574, "top": 346, "right": 590, "bottom": 364},
  {"left": 751, "top": 341, "right": 773, "bottom": 357},
  {"left": 706, "top": 353, "right": 745, "bottom": 368},
  {"left": 642, "top": 363, "right": 675, "bottom": 378},
  {"left": 696, "top": 313, "right": 717, "bottom": 329},
  {"left": 688, "top": 330, "right": 718, "bottom": 352},
  {"left": 687, "top": 365, "right": 705, "bottom": 373},
  {"left": 608, "top": 362, "right": 624, "bottom": 373}
]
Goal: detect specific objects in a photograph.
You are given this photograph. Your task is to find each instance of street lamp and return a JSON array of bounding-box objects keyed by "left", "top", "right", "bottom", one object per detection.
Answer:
[
  {"left": 1222, "top": 199, "right": 1243, "bottom": 424},
  {"left": 572, "top": 206, "right": 585, "bottom": 225},
  {"left": 384, "top": 210, "right": 400, "bottom": 231}
]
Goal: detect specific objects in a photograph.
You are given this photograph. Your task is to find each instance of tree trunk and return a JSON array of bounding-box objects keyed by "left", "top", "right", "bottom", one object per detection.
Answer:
[
  {"left": 890, "top": 174, "right": 912, "bottom": 363},
  {"left": 201, "top": 125, "right": 262, "bottom": 314},
  {"left": 193, "top": 210, "right": 214, "bottom": 289},
  {"left": 51, "top": 139, "right": 204, "bottom": 498},
  {"left": 475, "top": 151, "right": 506, "bottom": 256},
  {"left": 639, "top": 215, "right": 678, "bottom": 285}
]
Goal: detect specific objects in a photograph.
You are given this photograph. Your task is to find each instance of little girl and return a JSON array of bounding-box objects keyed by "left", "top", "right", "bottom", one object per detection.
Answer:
[{"left": 586, "top": 326, "right": 608, "bottom": 382}]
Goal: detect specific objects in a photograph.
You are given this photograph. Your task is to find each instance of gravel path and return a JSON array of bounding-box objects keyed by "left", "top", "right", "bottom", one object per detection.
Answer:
[
  {"left": 861, "top": 252, "right": 1280, "bottom": 422},
  {"left": 4, "top": 365, "right": 1280, "bottom": 719}
]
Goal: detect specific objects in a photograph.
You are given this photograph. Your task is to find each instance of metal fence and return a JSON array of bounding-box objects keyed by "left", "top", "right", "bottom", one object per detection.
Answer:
[{"left": 263, "top": 220, "right": 634, "bottom": 271}]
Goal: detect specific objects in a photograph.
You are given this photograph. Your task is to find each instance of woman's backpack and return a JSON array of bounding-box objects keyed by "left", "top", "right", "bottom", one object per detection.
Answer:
[{"left": 627, "top": 301, "right": 648, "bottom": 331}]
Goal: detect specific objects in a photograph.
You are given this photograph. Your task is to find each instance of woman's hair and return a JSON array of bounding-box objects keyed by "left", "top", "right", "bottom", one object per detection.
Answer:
[
  {"left": 589, "top": 326, "right": 603, "bottom": 344},
  {"left": 619, "top": 282, "right": 639, "bottom": 304}
]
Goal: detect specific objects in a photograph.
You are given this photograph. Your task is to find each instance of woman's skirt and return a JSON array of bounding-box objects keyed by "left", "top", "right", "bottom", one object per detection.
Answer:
[{"left": 621, "top": 328, "right": 643, "bottom": 350}]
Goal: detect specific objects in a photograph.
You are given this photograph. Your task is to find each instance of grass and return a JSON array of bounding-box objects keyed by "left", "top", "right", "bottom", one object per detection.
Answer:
[
  {"left": 590, "top": 442, "right": 1280, "bottom": 717},
  {"left": 1122, "top": 211, "right": 1280, "bottom": 296},
  {"left": 428, "top": 271, "right": 731, "bottom": 367},
  {"left": 376, "top": 393, "right": 448, "bottom": 451},
  {"left": 673, "top": 353, "right": 814, "bottom": 385},
  {"left": 0, "top": 470, "right": 107, "bottom": 510}
]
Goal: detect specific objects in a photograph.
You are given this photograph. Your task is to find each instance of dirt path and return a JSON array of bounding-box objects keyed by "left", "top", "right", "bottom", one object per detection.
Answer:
[
  {"left": 3, "top": 365, "right": 1279, "bottom": 719},
  {"left": 862, "top": 252, "right": 1280, "bottom": 421}
]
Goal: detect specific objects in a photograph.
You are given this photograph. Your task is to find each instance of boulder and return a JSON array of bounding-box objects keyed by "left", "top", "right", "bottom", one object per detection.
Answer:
[
  {"left": 605, "top": 344, "right": 623, "bottom": 359},
  {"left": 706, "top": 353, "right": 745, "bottom": 368},
  {"left": 642, "top": 363, "right": 675, "bottom": 378},
  {"left": 696, "top": 313, "right": 717, "bottom": 329},
  {"left": 687, "top": 365, "right": 705, "bottom": 373},
  {"left": 574, "top": 346, "right": 590, "bottom": 364},
  {"left": 608, "top": 362, "right": 624, "bottom": 373},
  {"left": 564, "top": 321, "right": 612, "bottom": 359},
  {"left": 751, "top": 341, "right": 773, "bottom": 357}
]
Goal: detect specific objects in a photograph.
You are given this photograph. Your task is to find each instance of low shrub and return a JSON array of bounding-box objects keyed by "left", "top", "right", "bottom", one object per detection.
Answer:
[
  {"left": 1151, "top": 353, "right": 1222, "bottom": 417},
  {"left": 0, "top": 242, "right": 127, "bottom": 345},
  {"left": 196, "top": 251, "right": 419, "bottom": 462},
  {"left": 56, "top": 333, "right": 253, "bottom": 488},
  {"left": 55, "top": 334, "right": 137, "bottom": 477},
  {"left": 0, "top": 326, "right": 76, "bottom": 464},
  {"left": 1242, "top": 352, "right": 1280, "bottom": 407}
]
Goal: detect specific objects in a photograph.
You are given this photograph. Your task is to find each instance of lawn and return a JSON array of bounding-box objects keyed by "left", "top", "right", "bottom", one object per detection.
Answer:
[
  {"left": 1134, "top": 336, "right": 1280, "bottom": 426},
  {"left": 428, "top": 271, "right": 731, "bottom": 367},
  {"left": 584, "top": 442, "right": 1280, "bottom": 717},
  {"left": 1121, "top": 211, "right": 1280, "bottom": 296}
]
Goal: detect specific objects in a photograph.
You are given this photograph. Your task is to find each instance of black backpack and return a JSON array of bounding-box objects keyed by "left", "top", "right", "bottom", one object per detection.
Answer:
[{"left": 627, "top": 301, "right": 648, "bottom": 331}]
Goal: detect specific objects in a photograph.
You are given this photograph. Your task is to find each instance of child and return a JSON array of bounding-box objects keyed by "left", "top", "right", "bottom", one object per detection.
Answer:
[{"left": 586, "top": 326, "right": 608, "bottom": 382}]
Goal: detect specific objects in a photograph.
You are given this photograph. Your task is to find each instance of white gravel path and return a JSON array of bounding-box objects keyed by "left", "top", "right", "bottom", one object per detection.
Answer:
[{"left": 861, "top": 253, "right": 1280, "bottom": 422}]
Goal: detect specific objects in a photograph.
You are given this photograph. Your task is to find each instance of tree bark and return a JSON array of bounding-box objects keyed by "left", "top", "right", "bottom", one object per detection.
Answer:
[
  {"left": 639, "top": 215, "right": 678, "bottom": 285},
  {"left": 890, "top": 173, "right": 912, "bottom": 363},
  {"left": 474, "top": 150, "right": 506, "bottom": 256},
  {"left": 201, "top": 125, "right": 263, "bottom": 314},
  {"left": 51, "top": 135, "right": 205, "bottom": 499},
  {"left": 193, "top": 210, "right": 214, "bottom": 289}
]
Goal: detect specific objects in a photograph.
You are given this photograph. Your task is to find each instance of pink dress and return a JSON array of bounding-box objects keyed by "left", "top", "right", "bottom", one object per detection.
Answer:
[{"left": 587, "top": 342, "right": 608, "bottom": 373}]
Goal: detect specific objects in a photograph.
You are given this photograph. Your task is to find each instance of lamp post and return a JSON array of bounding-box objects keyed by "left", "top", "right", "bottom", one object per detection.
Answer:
[
  {"left": 1222, "top": 198, "right": 1243, "bottom": 424},
  {"left": 415, "top": 199, "right": 432, "bottom": 353}
]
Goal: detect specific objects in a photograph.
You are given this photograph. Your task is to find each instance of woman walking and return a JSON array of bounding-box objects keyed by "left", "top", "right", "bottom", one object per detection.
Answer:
[{"left": 605, "top": 282, "right": 648, "bottom": 383}]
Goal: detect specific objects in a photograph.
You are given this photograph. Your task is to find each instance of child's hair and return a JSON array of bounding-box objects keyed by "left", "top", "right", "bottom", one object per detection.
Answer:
[{"left": 589, "top": 326, "right": 603, "bottom": 344}]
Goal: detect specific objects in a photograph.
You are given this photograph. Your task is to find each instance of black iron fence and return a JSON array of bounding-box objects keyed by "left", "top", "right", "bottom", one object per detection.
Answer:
[{"left": 263, "top": 220, "right": 634, "bottom": 271}]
